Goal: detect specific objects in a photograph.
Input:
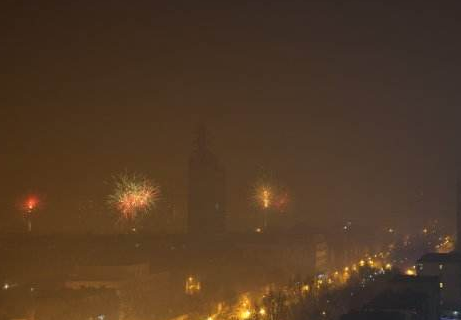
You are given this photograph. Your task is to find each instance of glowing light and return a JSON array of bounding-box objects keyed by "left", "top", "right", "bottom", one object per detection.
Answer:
[
  {"left": 436, "top": 235, "right": 455, "bottom": 253},
  {"left": 259, "top": 308, "right": 266, "bottom": 316},
  {"left": 385, "top": 263, "right": 392, "bottom": 270},
  {"left": 253, "top": 182, "right": 274, "bottom": 210},
  {"left": 262, "top": 189, "right": 271, "bottom": 208},
  {"left": 185, "top": 276, "right": 201, "bottom": 295},
  {"left": 240, "top": 310, "right": 251, "bottom": 319},
  {"left": 405, "top": 269, "right": 416, "bottom": 276},
  {"left": 255, "top": 227, "right": 262, "bottom": 233},
  {"left": 21, "top": 195, "right": 39, "bottom": 215},
  {"left": 108, "top": 173, "right": 160, "bottom": 223},
  {"left": 26, "top": 197, "right": 38, "bottom": 211},
  {"left": 359, "top": 260, "right": 365, "bottom": 267},
  {"left": 301, "top": 284, "right": 310, "bottom": 292},
  {"left": 20, "top": 195, "right": 40, "bottom": 232}
]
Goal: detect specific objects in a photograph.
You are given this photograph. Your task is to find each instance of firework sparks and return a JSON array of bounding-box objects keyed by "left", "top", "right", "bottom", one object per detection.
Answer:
[
  {"left": 253, "top": 184, "right": 290, "bottom": 212},
  {"left": 274, "top": 191, "right": 289, "bottom": 212},
  {"left": 23, "top": 196, "right": 39, "bottom": 214},
  {"left": 253, "top": 185, "right": 272, "bottom": 209},
  {"left": 108, "top": 173, "right": 160, "bottom": 224},
  {"left": 262, "top": 188, "right": 271, "bottom": 209}
]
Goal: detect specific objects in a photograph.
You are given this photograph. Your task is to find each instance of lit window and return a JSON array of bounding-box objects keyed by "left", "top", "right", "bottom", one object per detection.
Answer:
[
  {"left": 439, "top": 264, "right": 443, "bottom": 270},
  {"left": 440, "top": 282, "right": 444, "bottom": 289}
]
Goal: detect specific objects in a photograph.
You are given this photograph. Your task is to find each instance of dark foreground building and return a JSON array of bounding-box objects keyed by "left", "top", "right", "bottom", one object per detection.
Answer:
[
  {"left": 342, "top": 275, "right": 440, "bottom": 320},
  {"left": 187, "top": 125, "right": 226, "bottom": 234}
]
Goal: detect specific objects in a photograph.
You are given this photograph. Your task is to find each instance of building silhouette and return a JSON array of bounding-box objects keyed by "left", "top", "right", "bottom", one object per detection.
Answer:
[
  {"left": 415, "top": 174, "right": 461, "bottom": 313},
  {"left": 187, "top": 125, "right": 226, "bottom": 234}
]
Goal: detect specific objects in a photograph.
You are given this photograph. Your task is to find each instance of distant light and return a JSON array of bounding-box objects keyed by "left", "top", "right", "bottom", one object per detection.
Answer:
[
  {"left": 185, "top": 276, "right": 201, "bottom": 295},
  {"left": 240, "top": 310, "right": 251, "bottom": 319},
  {"left": 24, "top": 196, "right": 39, "bottom": 212},
  {"left": 2, "top": 283, "right": 9, "bottom": 290},
  {"left": 440, "top": 282, "right": 444, "bottom": 289},
  {"left": 405, "top": 269, "right": 415, "bottom": 276},
  {"left": 262, "top": 190, "right": 270, "bottom": 208},
  {"left": 388, "top": 228, "right": 394, "bottom": 233},
  {"left": 259, "top": 308, "right": 266, "bottom": 316},
  {"left": 255, "top": 228, "right": 262, "bottom": 233}
]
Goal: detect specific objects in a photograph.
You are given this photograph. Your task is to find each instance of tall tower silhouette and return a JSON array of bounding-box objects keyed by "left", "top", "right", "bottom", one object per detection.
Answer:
[{"left": 187, "top": 125, "right": 226, "bottom": 234}]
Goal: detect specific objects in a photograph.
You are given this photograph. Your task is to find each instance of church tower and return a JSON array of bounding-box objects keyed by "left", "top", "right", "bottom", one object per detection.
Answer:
[{"left": 187, "top": 125, "right": 226, "bottom": 234}]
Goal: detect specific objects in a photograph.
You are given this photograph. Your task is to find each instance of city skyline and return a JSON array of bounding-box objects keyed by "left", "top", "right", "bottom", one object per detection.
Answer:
[
  {"left": 2, "top": 2, "right": 461, "bottom": 233},
  {"left": 3, "top": 1, "right": 461, "bottom": 319}
]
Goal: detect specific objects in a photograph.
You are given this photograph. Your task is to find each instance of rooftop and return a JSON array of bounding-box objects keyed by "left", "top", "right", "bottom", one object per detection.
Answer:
[
  {"left": 390, "top": 274, "right": 439, "bottom": 284},
  {"left": 417, "top": 252, "right": 461, "bottom": 263}
]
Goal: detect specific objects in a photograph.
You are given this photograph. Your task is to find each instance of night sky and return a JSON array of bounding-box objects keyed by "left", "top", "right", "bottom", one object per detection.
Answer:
[{"left": 2, "top": 1, "right": 461, "bottom": 233}]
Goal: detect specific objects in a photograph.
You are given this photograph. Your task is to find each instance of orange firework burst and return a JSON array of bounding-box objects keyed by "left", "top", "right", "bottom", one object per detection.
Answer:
[
  {"left": 108, "top": 173, "right": 160, "bottom": 223},
  {"left": 23, "top": 196, "right": 39, "bottom": 214},
  {"left": 19, "top": 195, "right": 40, "bottom": 232}
]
